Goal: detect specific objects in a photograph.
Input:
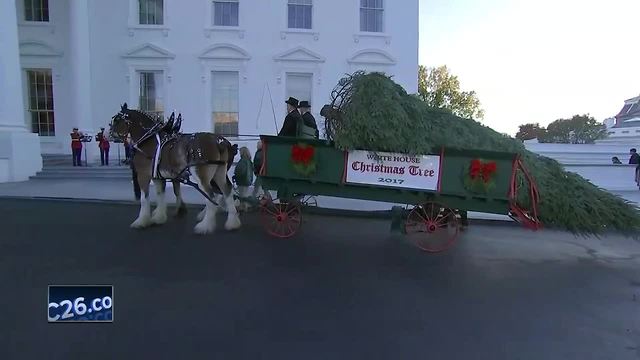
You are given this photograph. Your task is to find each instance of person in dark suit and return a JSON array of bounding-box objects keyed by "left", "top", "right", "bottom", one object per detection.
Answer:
[
  {"left": 278, "top": 97, "right": 302, "bottom": 137},
  {"left": 629, "top": 148, "right": 640, "bottom": 164},
  {"left": 298, "top": 101, "right": 319, "bottom": 138}
]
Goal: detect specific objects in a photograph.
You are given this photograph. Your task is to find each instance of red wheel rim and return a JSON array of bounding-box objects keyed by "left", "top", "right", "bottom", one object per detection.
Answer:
[
  {"left": 405, "top": 202, "right": 459, "bottom": 252},
  {"left": 260, "top": 199, "right": 302, "bottom": 238}
]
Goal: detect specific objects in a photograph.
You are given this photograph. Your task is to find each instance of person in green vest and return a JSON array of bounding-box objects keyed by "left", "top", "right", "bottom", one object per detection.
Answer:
[{"left": 233, "top": 146, "right": 254, "bottom": 211}]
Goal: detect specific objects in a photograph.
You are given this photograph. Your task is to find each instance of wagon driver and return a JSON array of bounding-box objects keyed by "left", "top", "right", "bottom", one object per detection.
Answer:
[
  {"left": 278, "top": 97, "right": 302, "bottom": 137},
  {"left": 298, "top": 101, "right": 319, "bottom": 139}
]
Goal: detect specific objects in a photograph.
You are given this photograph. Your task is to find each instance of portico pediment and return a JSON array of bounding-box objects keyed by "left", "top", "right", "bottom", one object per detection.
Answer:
[
  {"left": 122, "top": 43, "right": 175, "bottom": 59},
  {"left": 19, "top": 41, "right": 63, "bottom": 57},
  {"left": 347, "top": 49, "right": 396, "bottom": 65},
  {"left": 199, "top": 44, "right": 251, "bottom": 60},
  {"left": 273, "top": 46, "right": 325, "bottom": 63}
]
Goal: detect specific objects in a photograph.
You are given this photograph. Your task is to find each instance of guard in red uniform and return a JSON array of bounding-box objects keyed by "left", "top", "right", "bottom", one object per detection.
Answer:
[
  {"left": 96, "top": 127, "right": 110, "bottom": 166},
  {"left": 70, "top": 127, "right": 83, "bottom": 166}
]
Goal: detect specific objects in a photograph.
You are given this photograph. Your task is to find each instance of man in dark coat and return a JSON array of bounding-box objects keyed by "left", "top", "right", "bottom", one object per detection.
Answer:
[
  {"left": 629, "top": 148, "right": 640, "bottom": 164},
  {"left": 298, "top": 101, "right": 319, "bottom": 138},
  {"left": 278, "top": 97, "right": 302, "bottom": 137}
]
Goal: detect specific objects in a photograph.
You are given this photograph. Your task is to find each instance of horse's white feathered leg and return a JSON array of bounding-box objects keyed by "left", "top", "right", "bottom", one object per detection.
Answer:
[
  {"left": 214, "top": 167, "right": 241, "bottom": 230},
  {"left": 224, "top": 190, "right": 241, "bottom": 230},
  {"left": 131, "top": 191, "right": 152, "bottom": 228},
  {"left": 151, "top": 179, "right": 167, "bottom": 225},
  {"left": 192, "top": 165, "right": 218, "bottom": 235},
  {"left": 196, "top": 207, "right": 206, "bottom": 221}
]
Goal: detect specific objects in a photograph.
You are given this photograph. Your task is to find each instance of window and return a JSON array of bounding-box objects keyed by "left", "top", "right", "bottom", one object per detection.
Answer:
[
  {"left": 25, "top": 0, "right": 49, "bottom": 22},
  {"left": 288, "top": 0, "right": 312, "bottom": 29},
  {"left": 139, "top": 0, "right": 163, "bottom": 25},
  {"left": 212, "top": 71, "right": 239, "bottom": 136},
  {"left": 26, "top": 69, "right": 55, "bottom": 136},
  {"left": 360, "top": 0, "right": 383, "bottom": 32},
  {"left": 286, "top": 73, "right": 312, "bottom": 106},
  {"left": 138, "top": 71, "right": 164, "bottom": 120},
  {"left": 212, "top": 0, "right": 239, "bottom": 26}
]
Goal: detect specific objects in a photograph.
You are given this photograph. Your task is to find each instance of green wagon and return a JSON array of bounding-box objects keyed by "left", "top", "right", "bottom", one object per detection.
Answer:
[{"left": 257, "top": 135, "right": 541, "bottom": 252}]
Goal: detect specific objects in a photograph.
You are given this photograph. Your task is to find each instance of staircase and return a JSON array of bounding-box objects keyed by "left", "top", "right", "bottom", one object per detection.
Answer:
[{"left": 31, "top": 154, "right": 131, "bottom": 180}]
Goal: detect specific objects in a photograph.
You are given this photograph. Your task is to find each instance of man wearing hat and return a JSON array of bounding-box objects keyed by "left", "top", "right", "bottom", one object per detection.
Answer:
[
  {"left": 298, "top": 101, "right": 319, "bottom": 139},
  {"left": 278, "top": 97, "right": 303, "bottom": 137},
  {"left": 70, "top": 127, "right": 84, "bottom": 166},
  {"left": 95, "top": 127, "right": 110, "bottom": 166}
]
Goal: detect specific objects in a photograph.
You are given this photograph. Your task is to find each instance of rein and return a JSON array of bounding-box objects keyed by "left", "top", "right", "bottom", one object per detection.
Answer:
[{"left": 132, "top": 121, "right": 164, "bottom": 159}]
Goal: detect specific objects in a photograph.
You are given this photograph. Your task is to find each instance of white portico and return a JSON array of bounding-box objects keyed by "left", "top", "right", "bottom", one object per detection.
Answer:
[{"left": 0, "top": 0, "right": 419, "bottom": 183}]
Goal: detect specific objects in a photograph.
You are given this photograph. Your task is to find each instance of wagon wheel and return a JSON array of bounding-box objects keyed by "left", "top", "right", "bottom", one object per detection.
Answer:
[
  {"left": 260, "top": 198, "right": 302, "bottom": 238},
  {"left": 405, "top": 202, "right": 459, "bottom": 253}
]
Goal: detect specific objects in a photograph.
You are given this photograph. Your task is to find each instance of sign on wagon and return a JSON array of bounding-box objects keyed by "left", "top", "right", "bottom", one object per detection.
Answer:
[{"left": 345, "top": 150, "right": 441, "bottom": 191}]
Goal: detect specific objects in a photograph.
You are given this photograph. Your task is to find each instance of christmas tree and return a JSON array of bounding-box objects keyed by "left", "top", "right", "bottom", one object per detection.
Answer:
[{"left": 321, "top": 71, "right": 640, "bottom": 236}]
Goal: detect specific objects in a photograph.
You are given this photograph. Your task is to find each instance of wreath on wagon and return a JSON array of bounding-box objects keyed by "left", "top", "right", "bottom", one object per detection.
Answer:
[
  {"left": 291, "top": 143, "right": 316, "bottom": 176},
  {"left": 463, "top": 159, "right": 498, "bottom": 193}
]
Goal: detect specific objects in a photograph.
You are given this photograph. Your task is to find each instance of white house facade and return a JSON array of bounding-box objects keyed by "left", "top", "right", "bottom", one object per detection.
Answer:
[{"left": 0, "top": 0, "right": 419, "bottom": 182}]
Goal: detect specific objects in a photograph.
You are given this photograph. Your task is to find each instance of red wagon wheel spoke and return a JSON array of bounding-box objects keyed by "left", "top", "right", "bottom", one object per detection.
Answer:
[
  {"left": 405, "top": 202, "right": 459, "bottom": 253},
  {"left": 421, "top": 205, "right": 432, "bottom": 222},
  {"left": 262, "top": 205, "right": 280, "bottom": 218},
  {"left": 415, "top": 207, "right": 429, "bottom": 224},
  {"left": 435, "top": 214, "right": 450, "bottom": 228}
]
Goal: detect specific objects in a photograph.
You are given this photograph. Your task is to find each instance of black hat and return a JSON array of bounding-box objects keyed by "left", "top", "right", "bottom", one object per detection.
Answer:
[
  {"left": 100, "top": 127, "right": 105, "bottom": 130},
  {"left": 298, "top": 101, "right": 311, "bottom": 108},
  {"left": 73, "top": 127, "right": 78, "bottom": 130},
  {"left": 285, "top": 97, "right": 299, "bottom": 107}
]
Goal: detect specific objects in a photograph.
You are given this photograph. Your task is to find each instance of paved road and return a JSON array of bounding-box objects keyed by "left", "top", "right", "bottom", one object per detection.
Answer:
[{"left": 1, "top": 198, "right": 639, "bottom": 360}]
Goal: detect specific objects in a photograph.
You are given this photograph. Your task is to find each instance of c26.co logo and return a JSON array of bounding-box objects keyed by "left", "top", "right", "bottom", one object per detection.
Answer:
[{"left": 48, "top": 296, "right": 112, "bottom": 321}]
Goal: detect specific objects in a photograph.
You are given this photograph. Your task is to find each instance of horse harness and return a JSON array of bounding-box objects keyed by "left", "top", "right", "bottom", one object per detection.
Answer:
[{"left": 127, "top": 118, "right": 228, "bottom": 206}]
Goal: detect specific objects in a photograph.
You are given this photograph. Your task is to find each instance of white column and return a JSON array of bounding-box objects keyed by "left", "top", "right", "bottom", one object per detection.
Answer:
[
  {"left": 0, "top": 0, "right": 42, "bottom": 182},
  {"left": 0, "top": 0, "right": 28, "bottom": 133},
  {"left": 68, "top": 0, "right": 98, "bottom": 163}
]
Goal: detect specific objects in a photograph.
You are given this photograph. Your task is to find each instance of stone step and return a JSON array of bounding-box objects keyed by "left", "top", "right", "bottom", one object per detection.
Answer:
[
  {"left": 33, "top": 173, "right": 131, "bottom": 179},
  {"left": 30, "top": 173, "right": 131, "bottom": 180},
  {"left": 41, "top": 166, "right": 130, "bottom": 172}
]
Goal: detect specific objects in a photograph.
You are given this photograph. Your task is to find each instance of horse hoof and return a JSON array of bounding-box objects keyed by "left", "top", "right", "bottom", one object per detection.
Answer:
[
  {"left": 224, "top": 216, "right": 242, "bottom": 231},
  {"left": 151, "top": 213, "right": 167, "bottom": 225},
  {"left": 194, "top": 221, "right": 216, "bottom": 235},
  {"left": 131, "top": 218, "right": 151, "bottom": 229}
]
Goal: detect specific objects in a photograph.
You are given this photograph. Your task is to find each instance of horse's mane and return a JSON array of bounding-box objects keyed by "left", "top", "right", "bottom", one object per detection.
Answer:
[{"left": 127, "top": 108, "right": 162, "bottom": 123}]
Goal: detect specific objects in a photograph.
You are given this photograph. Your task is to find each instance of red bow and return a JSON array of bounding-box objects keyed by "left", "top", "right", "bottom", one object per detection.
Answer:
[
  {"left": 469, "top": 159, "right": 497, "bottom": 183},
  {"left": 291, "top": 145, "right": 315, "bottom": 165}
]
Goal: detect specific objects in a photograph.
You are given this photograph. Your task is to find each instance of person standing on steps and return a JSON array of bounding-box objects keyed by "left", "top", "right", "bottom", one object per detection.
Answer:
[
  {"left": 95, "top": 127, "right": 110, "bottom": 166},
  {"left": 70, "top": 127, "right": 84, "bottom": 166}
]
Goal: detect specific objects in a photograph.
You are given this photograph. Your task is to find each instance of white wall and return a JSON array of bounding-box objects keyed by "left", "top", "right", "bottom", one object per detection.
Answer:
[
  {"left": 525, "top": 142, "right": 640, "bottom": 191},
  {"left": 16, "top": 0, "right": 419, "bottom": 161}
]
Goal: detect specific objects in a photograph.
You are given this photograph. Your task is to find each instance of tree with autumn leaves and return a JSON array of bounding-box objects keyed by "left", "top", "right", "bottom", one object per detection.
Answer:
[
  {"left": 516, "top": 115, "right": 608, "bottom": 144},
  {"left": 418, "top": 65, "right": 485, "bottom": 120}
]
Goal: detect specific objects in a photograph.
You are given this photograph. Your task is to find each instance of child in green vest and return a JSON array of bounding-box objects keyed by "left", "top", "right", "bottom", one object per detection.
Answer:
[{"left": 233, "top": 146, "right": 254, "bottom": 211}]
